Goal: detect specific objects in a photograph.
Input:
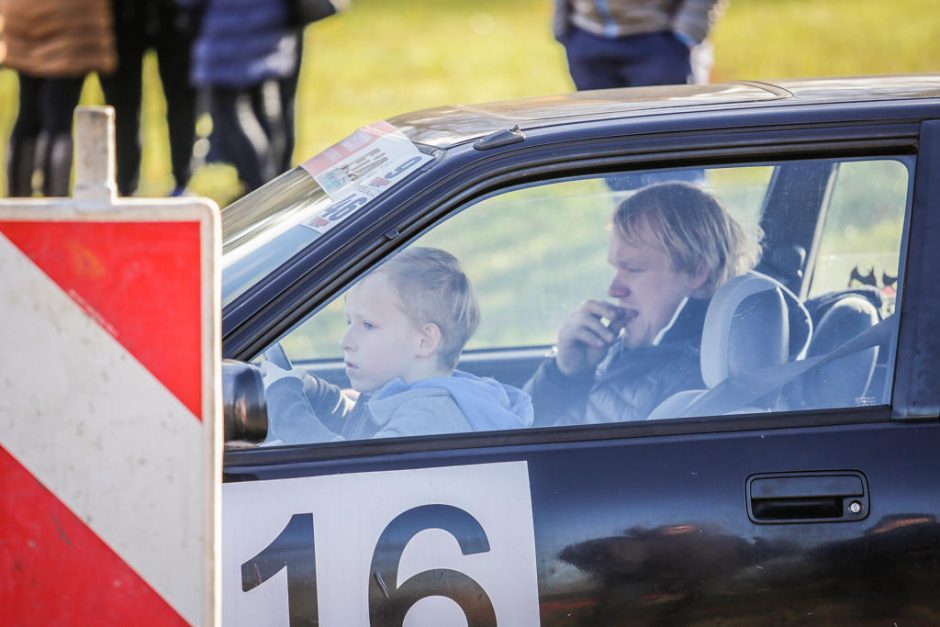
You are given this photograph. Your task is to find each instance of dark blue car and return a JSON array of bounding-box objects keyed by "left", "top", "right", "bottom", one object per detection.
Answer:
[{"left": 220, "top": 75, "right": 940, "bottom": 625}]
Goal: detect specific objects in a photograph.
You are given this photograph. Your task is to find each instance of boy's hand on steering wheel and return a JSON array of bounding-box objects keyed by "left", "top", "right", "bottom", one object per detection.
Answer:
[{"left": 259, "top": 359, "right": 306, "bottom": 387}]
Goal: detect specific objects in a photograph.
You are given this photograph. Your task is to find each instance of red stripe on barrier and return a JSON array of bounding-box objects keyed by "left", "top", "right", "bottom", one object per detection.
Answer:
[
  {"left": 0, "top": 446, "right": 188, "bottom": 626},
  {"left": 0, "top": 221, "right": 203, "bottom": 420}
]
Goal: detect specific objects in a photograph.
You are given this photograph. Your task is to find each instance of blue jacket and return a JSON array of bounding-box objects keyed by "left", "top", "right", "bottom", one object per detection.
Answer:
[
  {"left": 526, "top": 297, "right": 709, "bottom": 426},
  {"left": 264, "top": 371, "right": 534, "bottom": 444},
  {"left": 180, "top": 0, "right": 298, "bottom": 87},
  {"left": 374, "top": 371, "right": 534, "bottom": 432}
]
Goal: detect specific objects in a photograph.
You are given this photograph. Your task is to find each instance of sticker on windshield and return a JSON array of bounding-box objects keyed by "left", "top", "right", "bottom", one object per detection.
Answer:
[{"left": 300, "top": 121, "right": 432, "bottom": 235}]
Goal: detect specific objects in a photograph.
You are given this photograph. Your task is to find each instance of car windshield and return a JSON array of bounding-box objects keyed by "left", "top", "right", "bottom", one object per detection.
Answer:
[
  {"left": 221, "top": 121, "right": 435, "bottom": 307},
  {"left": 221, "top": 168, "right": 328, "bottom": 307}
]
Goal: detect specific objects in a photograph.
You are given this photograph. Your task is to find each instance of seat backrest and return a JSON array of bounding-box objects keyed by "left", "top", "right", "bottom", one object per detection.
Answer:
[
  {"left": 802, "top": 295, "right": 879, "bottom": 408},
  {"left": 648, "top": 272, "right": 811, "bottom": 420}
]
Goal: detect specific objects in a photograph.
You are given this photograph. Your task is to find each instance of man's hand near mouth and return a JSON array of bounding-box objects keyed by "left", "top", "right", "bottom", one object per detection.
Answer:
[{"left": 556, "top": 299, "right": 629, "bottom": 376}]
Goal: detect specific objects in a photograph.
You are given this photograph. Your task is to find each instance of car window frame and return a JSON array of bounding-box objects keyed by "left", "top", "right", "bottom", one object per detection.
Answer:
[
  {"left": 892, "top": 119, "right": 940, "bottom": 419},
  {"left": 223, "top": 121, "right": 923, "bottom": 466},
  {"left": 284, "top": 154, "right": 916, "bottom": 397}
]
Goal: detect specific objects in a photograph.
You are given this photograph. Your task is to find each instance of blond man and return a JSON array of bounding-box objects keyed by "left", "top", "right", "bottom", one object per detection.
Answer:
[{"left": 526, "top": 182, "right": 760, "bottom": 425}]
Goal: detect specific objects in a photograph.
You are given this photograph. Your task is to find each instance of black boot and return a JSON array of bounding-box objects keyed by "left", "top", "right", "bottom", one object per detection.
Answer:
[
  {"left": 6, "top": 135, "right": 37, "bottom": 197},
  {"left": 42, "top": 133, "right": 73, "bottom": 197}
]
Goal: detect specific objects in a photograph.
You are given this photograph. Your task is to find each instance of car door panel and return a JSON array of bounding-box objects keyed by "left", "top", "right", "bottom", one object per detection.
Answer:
[
  {"left": 526, "top": 420, "right": 940, "bottom": 624},
  {"left": 223, "top": 418, "right": 940, "bottom": 624}
]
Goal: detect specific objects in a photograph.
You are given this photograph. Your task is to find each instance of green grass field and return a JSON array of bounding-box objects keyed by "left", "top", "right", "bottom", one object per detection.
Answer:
[{"left": 0, "top": 0, "right": 937, "bottom": 204}]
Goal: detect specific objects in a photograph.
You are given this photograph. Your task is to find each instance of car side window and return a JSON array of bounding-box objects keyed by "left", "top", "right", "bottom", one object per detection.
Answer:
[
  {"left": 264, "top": 157, "right": 910, "bottom": 445},
  {"left": 809, "top": 159, "right": 908, "bottom": 315},
  {"left": 287, "top": 166, "right": 770, "bottom": 360}
]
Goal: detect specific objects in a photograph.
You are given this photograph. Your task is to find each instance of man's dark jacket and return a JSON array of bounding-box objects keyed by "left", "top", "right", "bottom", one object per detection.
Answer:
[{"left": 525, "top": 298, "right": 708, "bottom": 426}]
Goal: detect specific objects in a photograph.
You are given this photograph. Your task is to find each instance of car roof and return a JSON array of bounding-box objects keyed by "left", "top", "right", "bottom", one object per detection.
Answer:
[{"left": 388, "top": 74, "right": 940, "bottom": 149}]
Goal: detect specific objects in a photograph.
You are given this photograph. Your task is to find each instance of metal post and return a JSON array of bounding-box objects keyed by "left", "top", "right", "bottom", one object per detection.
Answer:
[{"left": 73, "top": 105, "right": 117, "bottom": 202}]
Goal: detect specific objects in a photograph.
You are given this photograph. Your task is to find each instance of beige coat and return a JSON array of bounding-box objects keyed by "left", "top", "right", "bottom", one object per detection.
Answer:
[{"left": 0, "top": 0, "right": 116, "bottom": 77}]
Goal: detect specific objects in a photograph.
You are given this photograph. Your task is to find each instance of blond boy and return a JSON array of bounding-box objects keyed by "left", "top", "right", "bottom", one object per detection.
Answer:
[{"left": 263, "top": 247, "right": 533, "bottom": 443}]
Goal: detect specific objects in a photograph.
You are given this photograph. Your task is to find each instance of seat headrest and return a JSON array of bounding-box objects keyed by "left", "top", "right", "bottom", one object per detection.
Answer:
[{"left": 701, "top": 272, "right": 811, "bottom": 388}]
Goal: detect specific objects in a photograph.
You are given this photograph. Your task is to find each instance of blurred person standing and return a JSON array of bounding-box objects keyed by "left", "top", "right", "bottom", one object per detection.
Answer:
[
  {"left": 180, "top": 0, "right": 299, "bottom": 193},
  {"left": 553, "top": 0, "right": 727, "bottom": 90},
  {"left": 101, "top": 0, "right": 199, "bottom": 197},
  {"left": 0, "top": 0, "right": 116, "bottom": 196}
]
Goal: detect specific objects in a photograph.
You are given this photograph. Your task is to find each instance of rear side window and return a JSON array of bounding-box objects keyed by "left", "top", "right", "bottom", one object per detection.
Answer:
[
  {"left": 259, "top": 157, "right": 911, "bottom": 446},
  {"left": 809, "top": 159, "right": 909, "bottom": 316}
]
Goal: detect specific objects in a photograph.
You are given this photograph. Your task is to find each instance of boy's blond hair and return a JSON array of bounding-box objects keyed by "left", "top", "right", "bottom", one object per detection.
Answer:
[
  {"left": 614, "top": 182, "right": 762, "bottom": 297},
  {"left": 376, "top": 246, "right": 480, "bottom": 370}
]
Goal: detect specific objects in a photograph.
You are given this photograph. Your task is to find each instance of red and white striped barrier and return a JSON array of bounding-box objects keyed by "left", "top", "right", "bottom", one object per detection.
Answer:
[{"left": 0, "top": 164, "right": 221, "bottom": 623}]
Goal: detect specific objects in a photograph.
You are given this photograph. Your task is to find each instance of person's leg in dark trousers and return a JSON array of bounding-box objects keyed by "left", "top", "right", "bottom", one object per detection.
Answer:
[
  {"left": 209, "top": 86, "right": 273, "bottom": 192},
  {"left": 38, "top": 77, "right": 85, "bottom": 196},
  {"left": 276, "top": 77, "right": 296, "bottom": 172},
  {"left": 620, "top": 32, "right": 691, "bottom": 86},
  {"left": 565, "top": 28, "right": 691, "bottom": 90},
  {"left": 276, "top": 28, "right": 303, "bottom": 172},
  {"left": 7, "top": 73, "right": 42, "bottom": 196},
  {"left": 249, "top": 81, "right": 288, "bottom": 176},
  {"left": 101, "top": 0, "right": 146, "bottom": 196},
  {"left": 155, "top": 1, "right": 197, "bottom": 193},
  {"left": 249, "top": 30, "right": 299, "bottom": 174},
  {"left": 564, "top": 28, "right": 631, "bottom": 90}
]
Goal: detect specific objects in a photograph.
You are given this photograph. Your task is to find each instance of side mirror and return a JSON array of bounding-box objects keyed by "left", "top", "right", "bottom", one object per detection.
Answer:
[{"left": 222, "top": 360, "right": 268, "bottom": 444}]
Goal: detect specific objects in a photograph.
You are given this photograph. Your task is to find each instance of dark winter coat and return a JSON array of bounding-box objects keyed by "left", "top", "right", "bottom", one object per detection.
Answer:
[
  {"left": 526, "top": 298, "right": 708, "bottom": 426},
  {"left": 180, "top": 0, "right": 297, "bottom": 87}
]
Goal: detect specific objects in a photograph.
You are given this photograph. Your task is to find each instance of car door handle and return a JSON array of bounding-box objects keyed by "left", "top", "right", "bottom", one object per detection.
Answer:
[{"left": 747, "top": 471, "right": 869, "bottom": 524}]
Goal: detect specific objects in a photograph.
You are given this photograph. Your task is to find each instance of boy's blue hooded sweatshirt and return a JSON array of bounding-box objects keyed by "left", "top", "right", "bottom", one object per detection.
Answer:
[
  {"left": 264, "top": 370, "right": 533, "bottom": 444},
  {"left": 375, "top": 371, "right": 534, "bottom": 432}
]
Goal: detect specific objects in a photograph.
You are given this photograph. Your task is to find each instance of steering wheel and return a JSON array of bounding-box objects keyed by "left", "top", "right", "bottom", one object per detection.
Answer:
[{"left": 259, "top": 342, "right": 338, "bottom": 445}]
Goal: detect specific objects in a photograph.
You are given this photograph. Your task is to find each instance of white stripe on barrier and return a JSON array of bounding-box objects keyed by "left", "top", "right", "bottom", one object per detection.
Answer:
[{"left": 0, "top": 234, "right": 204, "bottom": 624}]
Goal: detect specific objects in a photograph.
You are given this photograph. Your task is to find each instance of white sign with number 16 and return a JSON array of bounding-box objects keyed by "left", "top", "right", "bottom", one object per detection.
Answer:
[{"left": 222, "top": 461, "right": 540, "bottom": 626}]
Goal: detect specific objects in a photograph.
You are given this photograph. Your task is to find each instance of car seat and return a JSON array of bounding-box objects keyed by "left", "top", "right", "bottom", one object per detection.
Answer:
[
  {"left": 800, "top": 295, "right": 879, "bottom": 409},
  {"left": 647, "top": 272, "right": 811, "bottom": 420}
]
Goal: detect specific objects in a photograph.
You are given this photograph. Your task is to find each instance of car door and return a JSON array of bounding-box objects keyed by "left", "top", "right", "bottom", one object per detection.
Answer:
[{"left": 222, "top": 118, "right": 940, "bottom": 625}]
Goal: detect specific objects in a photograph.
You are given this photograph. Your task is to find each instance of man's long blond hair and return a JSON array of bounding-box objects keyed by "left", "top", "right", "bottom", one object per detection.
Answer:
[{"left": 614, "top": 182, "right": 762, "bottom": 297}]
